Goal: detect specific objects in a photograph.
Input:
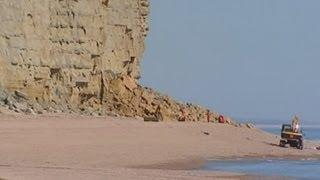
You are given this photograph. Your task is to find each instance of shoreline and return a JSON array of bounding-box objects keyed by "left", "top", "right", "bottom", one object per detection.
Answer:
[
  {"left": 133, "top": 154, "right": 319, "bottom": 179},
  {"left": 134, "top": 153, "right": 320, "bottom": 171},
  {"left": 0, "top": 113, "right": 318, "bottom": 179}
]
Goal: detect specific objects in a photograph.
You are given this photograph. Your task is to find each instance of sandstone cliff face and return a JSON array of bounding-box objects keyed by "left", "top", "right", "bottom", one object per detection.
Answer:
[
  {"left": 0, "top": 0, "right": 233, "bottom": 123},
  {"left": 0, "top": 0, "right": 149, "bottom": 106}
]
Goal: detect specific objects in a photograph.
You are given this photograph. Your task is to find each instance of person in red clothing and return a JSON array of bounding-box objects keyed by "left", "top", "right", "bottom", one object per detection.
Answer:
[{"left": 218, "top": 115, "right": 225, "bottom": 123}]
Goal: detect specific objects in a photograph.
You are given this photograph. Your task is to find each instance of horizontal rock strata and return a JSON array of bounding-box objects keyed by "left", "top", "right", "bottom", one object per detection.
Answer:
[{"left": 0, "top": 0, "right": 234, "bottom": 123}]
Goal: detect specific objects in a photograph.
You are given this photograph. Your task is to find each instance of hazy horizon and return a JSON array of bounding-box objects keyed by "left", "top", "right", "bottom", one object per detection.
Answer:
[{"left": 141, "top": 0, "right": 320, "bottom": 124}]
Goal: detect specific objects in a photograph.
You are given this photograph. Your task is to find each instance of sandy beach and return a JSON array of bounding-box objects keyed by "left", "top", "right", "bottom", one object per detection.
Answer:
[
  {"left": 1, "top": 0, "right": 320, "bottom": 179},
  {"left": 0, "top": 113, "right": 319, "bottom": 180}
]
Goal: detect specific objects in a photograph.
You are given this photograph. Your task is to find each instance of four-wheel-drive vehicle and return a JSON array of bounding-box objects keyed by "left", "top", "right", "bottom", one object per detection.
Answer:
[{"left": 279, "top": 124, "right": 303, "bottom": 150}]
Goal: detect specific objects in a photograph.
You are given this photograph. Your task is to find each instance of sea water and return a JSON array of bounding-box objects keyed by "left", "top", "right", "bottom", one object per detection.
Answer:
[
  {"left": 203, "top": 158, "right": 320, "bottom": 180},
  {"left": 203, "top": 126, "right": 320, "bottom": 180}
]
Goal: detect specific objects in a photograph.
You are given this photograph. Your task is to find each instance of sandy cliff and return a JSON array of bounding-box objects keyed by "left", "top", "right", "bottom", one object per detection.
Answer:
[
  {"left": 0, "top": 0, "right": 229, "bottom": 123},
  {"left": 0, "top": 0, "right": 148, "bottom": 102}
]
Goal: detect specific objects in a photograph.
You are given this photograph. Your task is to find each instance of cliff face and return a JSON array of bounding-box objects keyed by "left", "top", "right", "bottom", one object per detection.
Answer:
[
  {"left": 0, "top": 0, "right": 149, "bottom": 106},
  {"left": 0, "top": 0, "right": 232, "bottom": 123}
]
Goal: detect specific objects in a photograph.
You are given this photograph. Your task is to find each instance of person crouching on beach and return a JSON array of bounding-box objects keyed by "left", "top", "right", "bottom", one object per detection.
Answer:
[{"left": 218, "top": 115, "right": 225, "bottom": 124}]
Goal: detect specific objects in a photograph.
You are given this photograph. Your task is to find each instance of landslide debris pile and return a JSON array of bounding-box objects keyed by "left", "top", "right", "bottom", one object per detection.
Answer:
[
  {"left": 0, "top": 73, "right": 231, "bottom": 123},
  {"left": 0, "top": 0, "right": 233, "bottom": 123}
]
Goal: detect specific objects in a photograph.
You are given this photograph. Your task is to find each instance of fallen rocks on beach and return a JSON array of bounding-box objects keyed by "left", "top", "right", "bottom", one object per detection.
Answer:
[
  {"left": 236, "top": 123, "right": 256, "bottom": 129},
  {"left": 0, "top": 71, "right": 236, "bottom": 124},
  {"left": 246, "top": 123, "right": 255, "bottom": 129}
]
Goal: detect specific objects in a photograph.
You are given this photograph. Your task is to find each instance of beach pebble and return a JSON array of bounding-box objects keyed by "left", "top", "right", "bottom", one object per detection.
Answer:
[{"left": 202, "top": 131, "right": 210, "bottom": 135}]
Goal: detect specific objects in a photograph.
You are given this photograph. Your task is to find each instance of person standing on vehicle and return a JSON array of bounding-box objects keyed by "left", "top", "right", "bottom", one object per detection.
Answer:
[{"left": 292, "top": 115, "right": 300, "bottom": 133}]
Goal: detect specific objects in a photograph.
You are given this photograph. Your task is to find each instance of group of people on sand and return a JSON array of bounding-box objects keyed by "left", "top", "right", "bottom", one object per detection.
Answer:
[{"left": 179, "top": 108, "right": 227, "bottom": 123}]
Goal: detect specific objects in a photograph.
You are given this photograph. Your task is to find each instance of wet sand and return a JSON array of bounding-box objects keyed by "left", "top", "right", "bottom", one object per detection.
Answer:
[{"left": 0, "top": 113, "right": 318, "bottom": 179}]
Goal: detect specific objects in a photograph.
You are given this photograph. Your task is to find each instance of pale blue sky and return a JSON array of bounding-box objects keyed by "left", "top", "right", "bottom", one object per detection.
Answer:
[{"left": 140, "top": 0, "right": 320, "bottom": 124}]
